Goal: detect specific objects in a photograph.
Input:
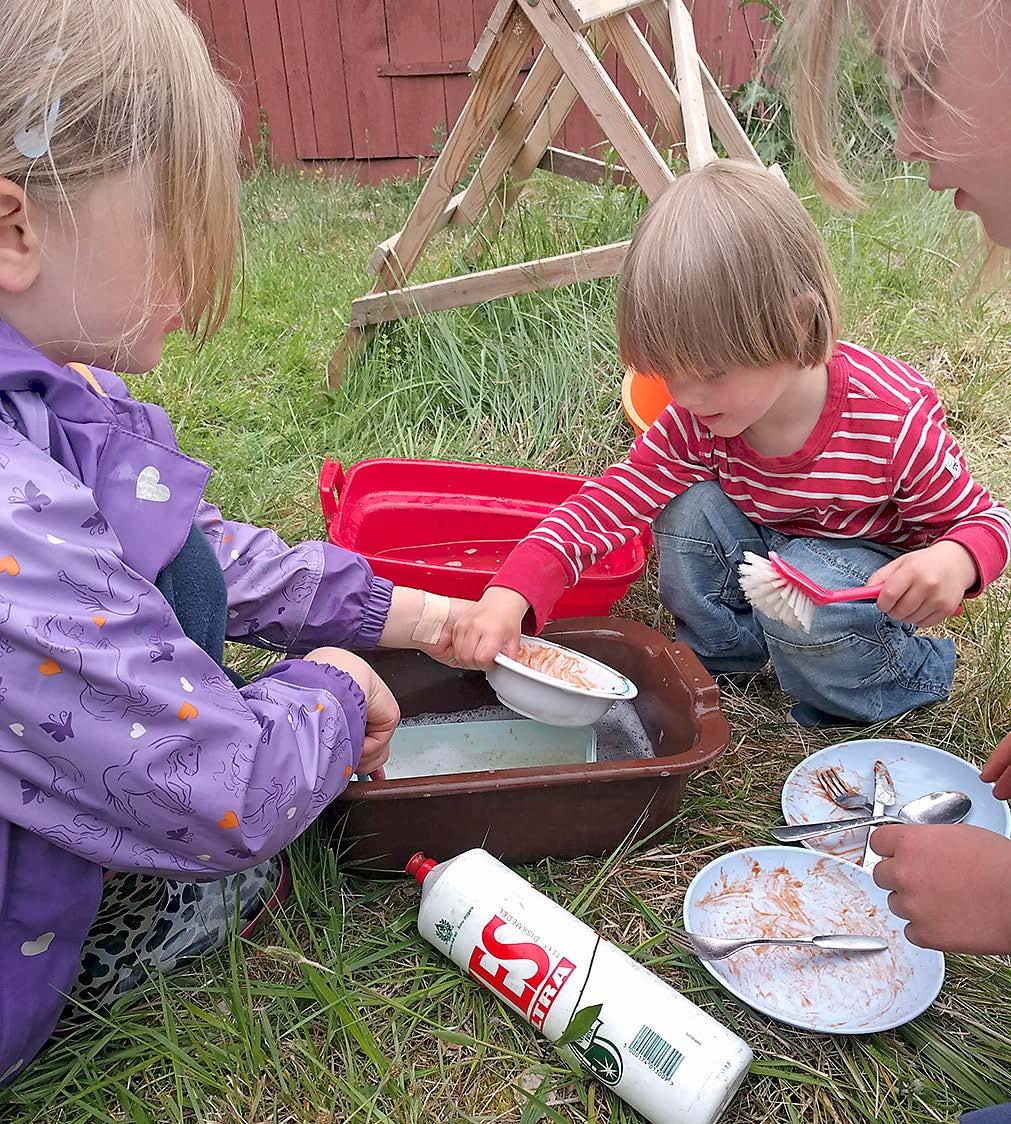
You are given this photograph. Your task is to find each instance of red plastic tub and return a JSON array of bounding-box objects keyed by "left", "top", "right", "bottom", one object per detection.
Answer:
[{"left": 319, "top": 457, "right": 650, "bottom": 617}]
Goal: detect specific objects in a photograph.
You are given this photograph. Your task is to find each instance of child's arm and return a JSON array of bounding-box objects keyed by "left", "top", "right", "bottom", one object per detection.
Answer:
[
  {"left": 453, "top": 407, "right": 715, "bottom": 665},
  {"left": 194, "top": 503, "right": 469, "bottom": 661},
  {"left": 0, "top": 429, "right": 379, "bottom": 878},
  {"left": 871, "top": 392, "right": 1011, "bottom": 626},
  {"left": 194, "top": 500, "right": 392, "bottom": 652}
]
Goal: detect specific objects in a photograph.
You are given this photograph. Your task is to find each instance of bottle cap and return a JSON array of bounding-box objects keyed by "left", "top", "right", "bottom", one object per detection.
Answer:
[{"left": 406, "top": 851, "right": 437, "bottom": 882}]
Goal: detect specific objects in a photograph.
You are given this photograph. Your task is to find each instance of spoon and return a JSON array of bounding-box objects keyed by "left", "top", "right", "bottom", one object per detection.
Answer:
[{"left": 772, "top": 790, "right": 971, "bottom": 843}]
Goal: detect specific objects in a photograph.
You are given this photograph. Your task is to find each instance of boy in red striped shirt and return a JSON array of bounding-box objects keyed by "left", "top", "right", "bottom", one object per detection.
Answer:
[{"left": 452, "top": 161, "right": 1011, "bottom": 726}]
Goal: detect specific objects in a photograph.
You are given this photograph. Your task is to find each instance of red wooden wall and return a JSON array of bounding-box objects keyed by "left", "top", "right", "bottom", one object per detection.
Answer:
[{"left": 182, "top": 0, "right": 770, "bottom": 182}]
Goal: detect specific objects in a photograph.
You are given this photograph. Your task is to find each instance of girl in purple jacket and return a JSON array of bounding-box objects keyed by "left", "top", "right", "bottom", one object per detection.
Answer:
[{"left": 0, "top": 0, "right": 468, "bottom": 1081}]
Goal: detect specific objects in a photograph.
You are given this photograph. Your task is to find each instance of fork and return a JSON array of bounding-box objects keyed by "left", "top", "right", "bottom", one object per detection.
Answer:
[
  {"left": 670, "top": 928, "right": 888, "bottom": 961},
  {"left": 816, "top": 767, "right": 874, "bottom": 815}
]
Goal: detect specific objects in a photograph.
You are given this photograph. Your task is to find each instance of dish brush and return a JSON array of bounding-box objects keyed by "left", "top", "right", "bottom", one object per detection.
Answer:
[{"left": 738, "top": 551, "right": 882, "bottom": 632}]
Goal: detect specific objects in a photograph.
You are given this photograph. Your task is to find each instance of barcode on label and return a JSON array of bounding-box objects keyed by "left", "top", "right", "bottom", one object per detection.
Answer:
[{"left": 628, "top": 1026, "right": 684, "bottom": 1081}]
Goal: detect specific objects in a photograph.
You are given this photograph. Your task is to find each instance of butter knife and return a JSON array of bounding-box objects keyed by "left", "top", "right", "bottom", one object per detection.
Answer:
[{"left": 862, "top": 760, "right": 895, "bottom": 871}]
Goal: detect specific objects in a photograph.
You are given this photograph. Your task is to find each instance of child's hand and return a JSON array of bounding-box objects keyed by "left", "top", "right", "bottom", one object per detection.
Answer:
[
  {"left": 304, "top": 647, "right": 400, "bottom": 780},
  {"left": 452, "top": 587, "right": 530, "bottom": 669},
  {"left": 869, "top": 541, "right": 977, "bottom": 627},
  {"left": 981, "top": 732, "right": 1011, "bottom": 799},
  {"left": 872, "top": 823, "right": 1011, "bottom": 953}
]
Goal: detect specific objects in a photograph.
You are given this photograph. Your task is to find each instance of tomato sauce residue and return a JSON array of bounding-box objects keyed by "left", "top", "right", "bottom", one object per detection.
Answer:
[
  {"left": 515, "top": 642, "right": 595, "bottom": 690},
  {"left": 693, "top": 856, "right": 916, "bottom": 1029}
]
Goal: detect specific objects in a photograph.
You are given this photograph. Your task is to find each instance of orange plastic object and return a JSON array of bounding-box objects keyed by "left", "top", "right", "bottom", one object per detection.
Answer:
[{"left": 621, "top": 367, "right": 672, "bottom": 434}]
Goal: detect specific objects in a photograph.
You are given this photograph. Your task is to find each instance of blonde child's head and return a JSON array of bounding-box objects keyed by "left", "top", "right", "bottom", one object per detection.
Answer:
[
  {"left": 617, "top": 160, "right": 840, "bottom": 386},
  {"left": 0, "top": 0, "right": 241, "bottom": 371},
  {"left": 780, "top": 0, "right": 1011, "bottom": 253}
]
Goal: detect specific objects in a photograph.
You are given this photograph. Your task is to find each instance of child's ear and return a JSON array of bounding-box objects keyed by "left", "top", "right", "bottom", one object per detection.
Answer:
[
  {"left": 794, "top": 289, "right": 831, "bottom": 352},
  {"left": 0, "top": 180, "right": 41, "bottom": 293}
]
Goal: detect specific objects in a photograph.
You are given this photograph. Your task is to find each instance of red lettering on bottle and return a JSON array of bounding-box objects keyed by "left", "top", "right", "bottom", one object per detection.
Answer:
[{"left": 469, "top": 915, "right": 552, "bottom": 1015}]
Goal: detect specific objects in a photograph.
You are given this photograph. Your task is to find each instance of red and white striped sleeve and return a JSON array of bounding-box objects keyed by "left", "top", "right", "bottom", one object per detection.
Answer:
[
  {"left": 490, "top": 406, "right": 715, "bottom": 629},
  {"left": 892, "top": 391, "right": 1011, "bottom": 592}
]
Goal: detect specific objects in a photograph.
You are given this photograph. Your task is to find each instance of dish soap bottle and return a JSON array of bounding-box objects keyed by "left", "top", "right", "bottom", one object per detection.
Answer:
[{"left": 407, "top": 848, "right": 752, "bottom": 1124}]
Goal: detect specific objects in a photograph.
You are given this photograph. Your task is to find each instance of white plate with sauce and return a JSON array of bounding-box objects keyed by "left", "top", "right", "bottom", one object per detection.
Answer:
[
  {"left": 682, "top": 846, "right": 944, "bottom": 1034},
  {"left": 781, "top": 738, "right": 1011, "bottom": 863}
]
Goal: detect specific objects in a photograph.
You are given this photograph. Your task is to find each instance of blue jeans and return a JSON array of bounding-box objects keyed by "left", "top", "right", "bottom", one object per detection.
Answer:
[
  {"left": 653, "top": 482, "right": 956, "bottom": 727},
  {"left": 962, "top": 1108, "right": 1011, "bottom": 1123}
]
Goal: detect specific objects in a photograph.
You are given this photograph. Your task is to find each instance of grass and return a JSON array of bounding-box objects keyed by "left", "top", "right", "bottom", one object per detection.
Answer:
[{"left": 4, "top": 161, "right": 1011, "bottom": 1124}]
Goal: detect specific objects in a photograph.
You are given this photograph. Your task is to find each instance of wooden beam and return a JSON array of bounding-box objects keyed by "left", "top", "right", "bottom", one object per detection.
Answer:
[
  {"left": 349, "top": 241, "right": 630, "bottom": 326},
  {"left": 667, "top": 0, "right": 716, "bottom": 169},
  {"left": 368, "top": 189, "right": 465, "bottom": 274},
  {"left": 641, "top": 2, "right": 766, "bottom": 168},
  {"left": 470, "top": 0, "right": 518, "bottom": 73},
  {"left": 601, "top": 12, "right": 685, "bottom": 149},
  {"left": 538, "top": 146, "right": 634, "bottom": 186},
  {"left": 374, "top": 5, "right": 536, "bottom": 288},
  {"left": 557, "top": 0, "right": 648, "bottom": 29},
  {"left": 522, "top": 0, "right": 673, "bottom": 200},
  {"left": 453, "top": 46, "right": 564, "bottom": 228}
]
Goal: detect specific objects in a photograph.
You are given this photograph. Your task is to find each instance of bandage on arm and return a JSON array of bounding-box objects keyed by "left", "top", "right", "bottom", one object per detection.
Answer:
[{"left": 378, "top": 587, "right": 451, "bottom": 649}]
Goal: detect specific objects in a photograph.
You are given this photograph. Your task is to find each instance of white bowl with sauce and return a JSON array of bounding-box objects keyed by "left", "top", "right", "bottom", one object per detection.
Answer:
[{"left": 487, "top": 635, "right": 638, "bottom": 727}]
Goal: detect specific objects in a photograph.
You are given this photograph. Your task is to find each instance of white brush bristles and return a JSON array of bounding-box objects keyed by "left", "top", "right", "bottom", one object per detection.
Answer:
[{"left": 737, "top": 551, "right": 816, "bottom": 632}]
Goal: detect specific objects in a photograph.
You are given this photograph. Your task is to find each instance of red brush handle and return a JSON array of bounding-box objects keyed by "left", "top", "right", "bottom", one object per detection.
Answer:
[{"left": 822, "top": 584, "right": 883, "bottom": 604}]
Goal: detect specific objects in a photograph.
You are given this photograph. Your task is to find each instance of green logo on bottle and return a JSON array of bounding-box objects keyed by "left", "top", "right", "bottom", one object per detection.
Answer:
[{"left": 435, "top": 919, "right": 454, "bottom": 945}]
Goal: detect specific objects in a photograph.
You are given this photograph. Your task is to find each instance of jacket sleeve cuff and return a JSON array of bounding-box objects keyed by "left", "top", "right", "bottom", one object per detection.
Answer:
[
  {"left": 258, "top": 659, "right": 367, "bottom": 767},
  {"left": 942, "top": 525, "right": 1010, "bottom": 596},
  {"left": 353, "top": 575, "right": 394, "bottom": 648},
  {"left": 488, "top": 540, "right": 572, "bottom": 632}
]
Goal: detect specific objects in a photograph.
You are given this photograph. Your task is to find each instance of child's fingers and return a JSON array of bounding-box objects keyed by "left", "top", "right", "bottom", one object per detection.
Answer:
[
  {"left": 875, "top": 571, "right": 914, "bottom": 614},
  {"left": 883, "top": 587, "right": 928, "bottom": 622},
  {"left": 981, "top": 733, "right": 1011, "bottom": 782},
  {"left": 991, "top": 768, "right": 1011, "bottom": 802},
  {"left": 868, "top": 555, "right": 908, "bottom": 587},
  {"left": 474, "top": 633, "right": 505, "bottom": 669}
]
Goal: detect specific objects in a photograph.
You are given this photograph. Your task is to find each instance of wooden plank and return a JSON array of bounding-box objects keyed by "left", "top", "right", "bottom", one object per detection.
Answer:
[
  {"left": 602, "top": 13, "right": 684, "bottom": 149},
  {"left": 522, "top": 0, "right": 673, "bottom": 200},
  {"left": 244, "top": 0, "right": 297, "bottom": 163},
  {"left": 368, "top": 189, "right": 465, "bottom": 273},
  {"left": 538, "top": 146, "right": 634, "bottom": 185},
  {"left": 514, "top": 75, "right": 580, "bottom": 179},
  {"left": 453, "top": 46, "right": 563, "bottom": 227},
  {"left": 350, "top": 240, "right": 631, "bottom": 325},
  {"left": 667, "top": 0, "right": 716, "bottom": 168},
  {"left": 492, "top": 73, "right": 580, "bottom": 231},
  {"left": 300, "top": 0, "right": 354, "bottom": 157},
  {"left": 388, "top": 0, "right": 449, "bottom": 156},
  {"left": 642, "top": 1, "right": 757, "bottom": 165},
  {"left": 206, "top": 1, "right": 261, "bottom": 157},
  {"left": 338, "top": 0, "right": 398, "bottom": 158},
  {"left": 469, "top": 0, "right": 517, "bottom": 73},
  {"left": 564, "top": 0, "right": 649, "bottom": 28},
  {"left": 276, "top": 0, "right": 318, "bottom": 158},
  {"left": 615, "top": 13, "right": 665, "bottom": 152},
  {"left": 375, "top": 5, "right": 536, "bottom": 287}
]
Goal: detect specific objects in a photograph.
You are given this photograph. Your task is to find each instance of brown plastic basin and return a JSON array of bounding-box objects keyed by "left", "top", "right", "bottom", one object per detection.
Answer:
[{"left": 324, "top": 618, "right": 729, "bottom": 873}]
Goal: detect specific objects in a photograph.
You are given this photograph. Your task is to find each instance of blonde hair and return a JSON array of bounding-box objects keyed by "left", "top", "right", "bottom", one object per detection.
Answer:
[
  {"left": 782, "top": 0, "right": 1004, "bottom": 208},
  {"left": 781, "top": 0, "right": 1010, "bottom": 282},
  {"left": 0, "top": 0, "right": 241, "bottom": 340},
  {"left": 617, "top": 160, "right": 840, "bottom": 381}
]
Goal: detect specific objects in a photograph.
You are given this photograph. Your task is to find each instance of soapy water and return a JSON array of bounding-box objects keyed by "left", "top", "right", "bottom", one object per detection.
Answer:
[{"left": 398, "top": 700, "right": 655, "bottom": 762}]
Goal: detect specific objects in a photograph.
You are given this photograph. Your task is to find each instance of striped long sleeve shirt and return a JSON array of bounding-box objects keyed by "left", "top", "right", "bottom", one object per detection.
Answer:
[{"left": 492, "top": 341, "right": 1011, "bottom": 629}]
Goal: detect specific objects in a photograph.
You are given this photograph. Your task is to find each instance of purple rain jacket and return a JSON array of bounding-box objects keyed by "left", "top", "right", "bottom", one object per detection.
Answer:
[{"left": 0, "top": 319, "right": 393, "bottom": 1083}]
